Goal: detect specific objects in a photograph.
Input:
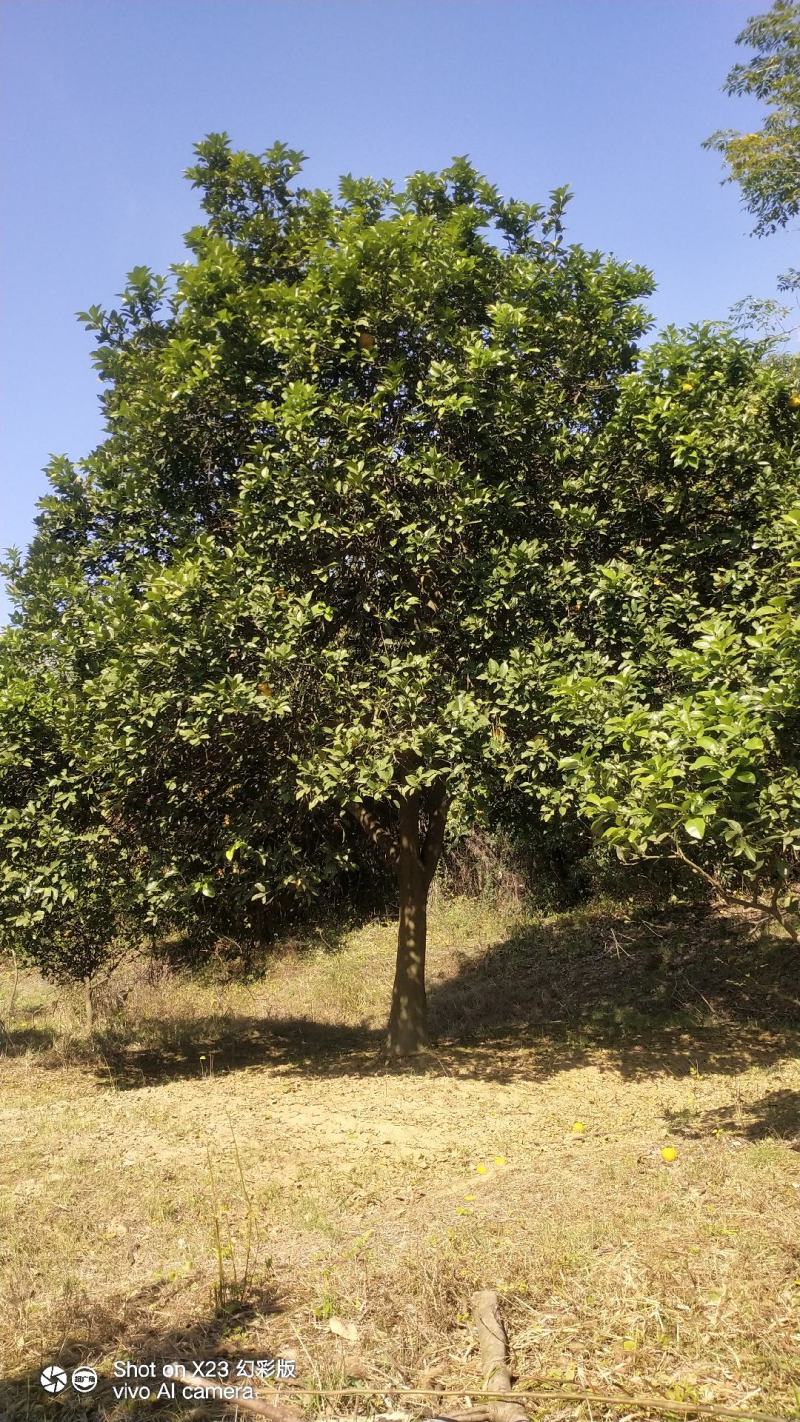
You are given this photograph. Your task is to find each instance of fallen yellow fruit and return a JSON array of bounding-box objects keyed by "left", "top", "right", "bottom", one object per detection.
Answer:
[
  {"left": 476, "top": 1164, "right": 488, "bottom": 1175},
  {"left": 494, "top": 1155, "right": 507, "bottom": 1165},
  {"left": 572, "top": 1121, "right": 585, "bottom": 1134},
  {"left": 661, "top": 1146, "right": 679, "bottom": 1162}
]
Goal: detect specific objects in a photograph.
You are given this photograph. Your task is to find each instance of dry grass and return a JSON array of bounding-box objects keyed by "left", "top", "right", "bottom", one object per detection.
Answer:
[{"left": 1, "top": 895, "right": 799, "bottom": 1420}]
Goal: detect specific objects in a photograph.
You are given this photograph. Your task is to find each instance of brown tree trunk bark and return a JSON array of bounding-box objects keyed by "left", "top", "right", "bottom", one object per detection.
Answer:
[
  {"left": 84, "top": 977, "right": 94, "bottom": 1033},
  {"left": 385, "top": 789, "right": 449, "bottom": 1058},
  {"left": 348, "top": 783, "right": 448, "bottom": 1060},
  {"left": 386, "top": 836, "right": 429, "bottom": 1057}
]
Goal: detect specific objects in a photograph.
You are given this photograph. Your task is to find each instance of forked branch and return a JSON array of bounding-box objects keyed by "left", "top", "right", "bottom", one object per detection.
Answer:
[
  {"left": 421, "top": 782, "right": 450, "bottom": 883},
  {"left": 347, "top": 799, "right": 399, "bottom": 869}
]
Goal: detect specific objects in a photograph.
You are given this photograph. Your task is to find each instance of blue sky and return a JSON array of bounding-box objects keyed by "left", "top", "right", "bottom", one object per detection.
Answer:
[{"left": 1, "top": 0, "right": 796, "bottom": 620}]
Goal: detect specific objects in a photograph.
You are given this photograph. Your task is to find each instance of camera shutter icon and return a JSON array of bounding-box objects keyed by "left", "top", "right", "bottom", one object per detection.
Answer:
[{"left": 40, "top": 1366, "right": 68, "bottom": 1394}]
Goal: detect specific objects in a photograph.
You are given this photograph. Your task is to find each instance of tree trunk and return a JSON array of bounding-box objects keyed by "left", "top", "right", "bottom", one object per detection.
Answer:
[
  {"left": 387, "top": 843, "right": 429, "bottom": 1057},
  {"left": 348, "top": 782, "right": 448, "bottom": 1059},
  {"left": 386, "top": 792, "right": 440, "bottom": 1057},
  {"left": 84, "top": 977, "right": 94, "bottom": 1033}
]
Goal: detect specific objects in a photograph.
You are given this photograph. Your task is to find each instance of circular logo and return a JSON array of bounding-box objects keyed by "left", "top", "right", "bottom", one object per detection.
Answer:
[
  {"left": 40, "top": 1365, "right": 68, "bottom": 1394},
  {"left": 72, "top": 1366, "right": 98, "bottom": 1393}
]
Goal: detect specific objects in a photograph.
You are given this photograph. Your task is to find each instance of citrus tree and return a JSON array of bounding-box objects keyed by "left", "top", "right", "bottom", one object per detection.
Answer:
[
  {"left": 0, "top": 630, "right": 141, "bottom": 1017},
  {"left": 524, "top": 326, "right": 800, "bottom": 936},
  {"left": 4, "top": 137, "right": 653, "bottom": 1054}
]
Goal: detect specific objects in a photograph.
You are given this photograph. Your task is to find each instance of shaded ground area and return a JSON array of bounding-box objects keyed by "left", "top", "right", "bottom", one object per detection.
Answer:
[
  {"left": 0, "top": 1285, "right": 285, "bottom": 1422},
  {"left": 665, "top": 1087, "right": 800, "bottom": 1142},
  {"left": 1, "top": 898, "right": 799, "bottom": 1419},
  {"left": 4, "top": 900, "right": 798, "bottom": 1090}
]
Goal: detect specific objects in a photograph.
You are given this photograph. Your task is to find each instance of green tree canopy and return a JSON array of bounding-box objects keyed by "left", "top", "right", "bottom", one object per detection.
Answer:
[
  {"left": 6, "top": 141, "right": 798, "bottom": 1055},
  {"left": 0, "top": 630, "right": 141, "bottom": 992},
  {"left": 3, "top": 137, "right": 654, "bottom": 1053},
  {"left": 705, "top": 1, "right": 800, "bottom": 283},
  {"left": 535, "top": 326, "right": 800, "bottom": 936}
]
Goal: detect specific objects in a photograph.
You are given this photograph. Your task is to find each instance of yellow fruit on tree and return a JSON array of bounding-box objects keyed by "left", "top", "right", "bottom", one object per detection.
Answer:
[{"left": 789, "top": 393, "right": 800, "bottom": 408}]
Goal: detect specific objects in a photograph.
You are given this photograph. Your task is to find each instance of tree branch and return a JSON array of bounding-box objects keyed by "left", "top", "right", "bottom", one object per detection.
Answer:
[
  {"left": 421, "top": 782, "right": 450, "bottom": 884},
  {"left": 470, "top": 1289, "right": 527, "bottom": 1422},
  {"left": 671, "top": 847, "right": 799, "bottom": 941},
  {"left": 347, "top": 800, "right": 398, "bottom": 870}
]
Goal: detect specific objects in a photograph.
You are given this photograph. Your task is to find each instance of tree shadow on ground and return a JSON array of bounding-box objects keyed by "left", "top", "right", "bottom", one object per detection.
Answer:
[
  {"left": 96, "top": 1016, "right": 384, "bottom": 1089},
  {"left": 4, "top": 904, "right": 799, "bottom": 1090},
  {"left": 664, "top": 1086, "right": 800, "bottom": 1143},
  {"left": 424, "top": 901, "right": 800, "bottom": 1084},
  {"left": 0, "top": 1023, "right": 59, "bottom": 1053},
  {"left": 0, "top": 1277, "right": 285, "bottom": 1420}
]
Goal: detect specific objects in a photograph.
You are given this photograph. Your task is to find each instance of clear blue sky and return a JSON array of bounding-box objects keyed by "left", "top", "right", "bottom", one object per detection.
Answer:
[{"left": 1, "top": 0, "right": 796, "bottom": 621}]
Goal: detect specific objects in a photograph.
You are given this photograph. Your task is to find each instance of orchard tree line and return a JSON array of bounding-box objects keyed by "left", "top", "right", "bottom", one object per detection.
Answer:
[{"left": 1, "top": 3, "right": 799, "bottom": 1054}]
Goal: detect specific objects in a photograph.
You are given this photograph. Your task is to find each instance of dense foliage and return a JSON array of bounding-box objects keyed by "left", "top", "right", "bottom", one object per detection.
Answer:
[
  {"left": 2, "top": 138, "right": 799, "bottom": 1051},
  {"left": 540, "top": 328, "right": 800, "bottom": 936},
  {"left": 0, "top": 633, "right": 141, "bottom": 985},
  {"left": 705, "top": 0, "right": 800, "bottom": 285},
  {"left": 1, "top": 140, "right": 655, "bottom": 1050}
]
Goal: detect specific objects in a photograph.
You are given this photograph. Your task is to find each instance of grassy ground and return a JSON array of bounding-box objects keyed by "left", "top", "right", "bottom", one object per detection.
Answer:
[{"left": 1, "top": 895, "right": 799, "bottom": 1421}]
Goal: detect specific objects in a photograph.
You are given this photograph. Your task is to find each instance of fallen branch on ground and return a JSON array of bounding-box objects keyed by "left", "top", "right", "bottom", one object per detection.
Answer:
[
  {"left": 470, "top": 1289, "right": 527, "bottom": 1422},
  {"left": 172, "top": 1290, "right": 786, "bottom": 1422}
]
